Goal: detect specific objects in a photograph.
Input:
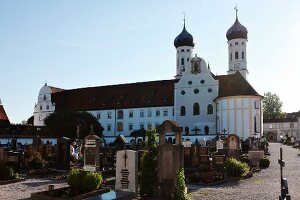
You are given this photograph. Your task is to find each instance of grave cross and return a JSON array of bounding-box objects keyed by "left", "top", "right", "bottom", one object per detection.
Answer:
[
  {"left": 222, "top": 129, "right": 227, "bottom": 136},
  {"left": 123, "top": 151, "right": 128, "bottom": 168},
  {"left": 278, "top": 147, "right": 291, "bottom": 200},
  {"left": 192, "top": 126, "right": 201, "bottom": 135}
]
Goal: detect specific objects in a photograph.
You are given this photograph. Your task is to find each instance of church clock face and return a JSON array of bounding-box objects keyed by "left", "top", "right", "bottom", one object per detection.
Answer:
[{"left": 234, "top": 63, "right": 240, "bottom": 69}]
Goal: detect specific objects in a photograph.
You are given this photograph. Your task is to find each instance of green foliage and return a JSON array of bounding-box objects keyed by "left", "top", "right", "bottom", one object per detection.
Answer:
[
  {"left": 259, "top": 158, "right": 270, "bottom": 169},
  {"left": 27, "top": 115, "right": 34, "bottom": 126},
  {"left": 263, "top": 92, "right": 286, "bottom": 119},
  {"left": 225, "top": 158, "right": 250, "bottom": 178},
  {"left": 140, "top": 129, "right": 158, "bottom": 197},
  {"left": 82, "top": 171, "right": 103, "bottom": 192},
  {"left": 175, "top": 168, "right": 189, "bottom": 200},
  {"left": 240, "top": 157, "right": 250, "bottom": 165},
  {"left": 67, "top": 169, "right": 102, "bottom": 193},
  {"left": 0, "top": 164, "right": 18, "bottom": 181},
  {"left": 27, "top": 153, "right": 47, "bottom": 170},
  {"left": 44, "top": 111, "right": 104, "bottom": 139}
]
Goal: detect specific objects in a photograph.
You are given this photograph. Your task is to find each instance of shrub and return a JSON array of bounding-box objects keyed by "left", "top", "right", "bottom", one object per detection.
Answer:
[
  {"left": 225, "top": 158, "right": 250, "bottom": 178},
  {"left": 27, "top": 153, "right": 47, "bottom": 170},
  {"left": 259, "top": 158, "right": 270, "bottom": 169},
  {"left": 139, "top": 151, "right": 157, "bottom": 197},
  {"left": 67, "top": 169, "right": 102, "bottom": 193},
  {"left": 0, "top": 164, "right": 17, "bottom": 181},
  {"left": 67, "top": 169, "right": 87, "bottom": 191},
  {"left": 240, "top": 157, "right": 250, "bottom": 165},
  {"left": 82, "top": 171, "right": 103, "bottom": 192},
  {"left": 175, "top": 168, "right": 189, "bottom": 200}
]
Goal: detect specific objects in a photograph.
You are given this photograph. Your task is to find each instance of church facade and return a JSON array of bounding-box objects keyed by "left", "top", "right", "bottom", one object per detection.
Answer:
[{"left": 33, "top": 13, "right": 263, "bottom": 141}]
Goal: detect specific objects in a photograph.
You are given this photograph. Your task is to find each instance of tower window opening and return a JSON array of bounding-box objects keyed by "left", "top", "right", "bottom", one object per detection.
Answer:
[
  {"left": 242, "top": 52, "right": 245, "bottom": 59},
  {"left": 181, "top": 58, "right": 184, "bottom": 65},
  {"left": 187, "top": 49, "right": 190, "bottom": 52},
  {"left": 230, "top": 53, "right": 232, "bottom": 60},
  {"left": 242, "top": 42, "right": 244, "bottom": 45},
  {"left": 207, "top": 104, "right": 213, "bottom": 114},
  {"left": 235, "top": 42, "right": 238, "bottom": 45},
  {"left": 235, "top": 52, "right": 238, "bottom": 59},
  {"left": 230, "top": 43, "right": 232, "bottom": 46},
  {"left": 181, "top": 49, "right": 184, "bottom": 52},
  {"left": 187, "top": 58, "right": 189, "bottom": 62}
]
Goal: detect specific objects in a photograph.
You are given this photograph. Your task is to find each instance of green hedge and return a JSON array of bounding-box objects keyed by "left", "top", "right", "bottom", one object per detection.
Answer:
[
  {"left": 259, "top": 158, "right": 270, "bottom": 169},
  {"left": 67, "top": 169, "right": 102, "bottom": 192},
  {"left": 225, "top": 158, "right": 250, "bottom": 178}
]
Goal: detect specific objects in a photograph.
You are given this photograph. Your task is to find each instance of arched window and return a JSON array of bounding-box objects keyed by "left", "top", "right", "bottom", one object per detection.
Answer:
[
  {"left": 207, "top": 104, "right": 213, "bottom": 114},
  {"left": 254, "top": 116, "right": 258, "bottom": 133},
  {"left": 193, "top": 103, "right": 200, "bottom": 115},
  {"left": 43, "top": 95, "right": 46, "bottom": 101},
  {"left": 205, "top": 126, "right": 209, "bottom": 135},
  {"left": 180, "top": 106, "right": 186, "bottom": 116},
  {"left": 242, "top": 52, "right": 245, "bottom": 59},
  {"left": 181, "top": 58, "right": 184, "bottom": 65},
  {"left": 194, "top": 62, "right": 199, "bottom": 72}
]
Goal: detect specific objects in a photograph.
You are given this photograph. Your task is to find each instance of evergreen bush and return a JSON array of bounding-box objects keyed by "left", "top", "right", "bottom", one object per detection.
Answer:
[
  {"left": 82, "top": 171, "right": 103, "bottom": 192},
  {"left": 0, "top": 164, "right": 17, "bottom": 181},
  {"left": 27, "top": 153, "right": 47, "bottom": 170},
  {"left": 67, "top": 169, "right": 87, "bottom": 191},
  {"left": 259, "top": 158, "right": 270, "bottom": 169},
  {"left": 225, "top": 158, "right": 250, "bottom": 178},
  {"left": 175, "top": 168, "right": 189, "bottom": 200}
]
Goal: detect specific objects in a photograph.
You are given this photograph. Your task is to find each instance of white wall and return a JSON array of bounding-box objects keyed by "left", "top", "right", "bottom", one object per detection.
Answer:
[{"left": 216, "top": 96, "right": 263, "bottom": 140}]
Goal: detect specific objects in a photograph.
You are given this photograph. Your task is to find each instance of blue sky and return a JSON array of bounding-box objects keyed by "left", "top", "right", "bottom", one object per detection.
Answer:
[{"left": 1, "top": 0, "right": 300, "bottom": 123}]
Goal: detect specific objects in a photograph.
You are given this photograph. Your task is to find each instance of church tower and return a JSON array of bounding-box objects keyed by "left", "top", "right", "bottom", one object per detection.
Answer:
[
  {"left": 174, "top": 20, "right": 194, "bottom": 79},
  {"left": 226, "top": 8, "right": 248, "bottom": 79}
]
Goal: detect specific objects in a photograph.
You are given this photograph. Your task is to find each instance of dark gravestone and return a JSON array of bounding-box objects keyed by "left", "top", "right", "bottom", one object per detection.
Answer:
[
  {"left": 56, "top": 137, "right": 71, "bottom": 170},
  {"left": 83, "top": 134, "right": 100, "bottom": 171},
  {"left": 184, "top": 147, "right": 192, "bottom": 168}
]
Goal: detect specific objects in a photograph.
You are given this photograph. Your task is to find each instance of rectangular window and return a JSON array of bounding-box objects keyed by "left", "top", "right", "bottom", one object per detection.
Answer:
[
  {"left": 107, "top": 112, "right": 112, "bottom": 119},
  {"left": 96, "top": 113, "right": 101, "bottom": 119},
  {"left": 147, "top": 123, "right": 152, "bottom": 130},
  {"left": 163, "top": 110, "right": 168, "bottom": 116},
  {"left": 140, "top": 110, "right": 145, "bottom": 118},
  {"left": 181, "top": 49, "right": 184, "bottom": 52},
  {"left": 155, "top": 122, "right": 160, "bottom": 129},
  {"left": 235, "top": 52, "right": 238, "bottom": 59},
  {"left": 242, "top": 52, "right": 245, "bottom": 59},
  {"left": 230, "top": 53, "right": 232, "bottom": 60},
  {"left": 107, "top": 124, "right": 112, "bottom": 131},
  {"left": 40, "top": 106, "right": 42, "bottom": 110},
  {"left": 147, "top": 110, "right": 152, "bottom": 117},
  {"left": 117, "top": 122, "right": 123, "bottom": 131},
  {"left": 140, "top": 123, "right": 144, "bottom": 129},
  {"left": 254, "top": 101, "right": 259, "bottom": 109},
  {"left": 156, "top": 110, "right": 160, "bottom": 117},
  {"left": 187, "top": 49, "right": 190, "bottom": 52},
  {"left": 129, "top": 110, "right": 133, "bottom": 118},
  {"left": 117, "top": 110, "right": 123, "bottom": 119},
  {"left": 235, "top": 42, "right": 238, "bottom": 45},
  {"left": 129, "top": 123, "right": 133, "bottom": 131}
]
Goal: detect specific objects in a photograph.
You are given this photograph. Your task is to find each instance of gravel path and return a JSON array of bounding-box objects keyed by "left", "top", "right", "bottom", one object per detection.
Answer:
[
  {"left": 189, "top": 143, "right": 300, "bottom": 200},
  {"left": 0, "top": 175, "right": 67, "bottom": 200}
]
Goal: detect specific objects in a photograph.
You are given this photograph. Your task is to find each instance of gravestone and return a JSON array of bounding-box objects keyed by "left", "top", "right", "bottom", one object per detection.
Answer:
[
  {"left": 200, "top": 138, "right": 207, "bottom": 146},
  {"left": 157, "top": 120, "right": 184, "bottom": 199},
  {"left": 184, "top": 147, "right": 192, "bottom": 168},
  {"left": 56, "top": 137, "right": 71, "bottom": 170},
  {"left": 214, "top": 155, "right": 226, "bottom": 165},
  {"left": 248, "top": 150, "right": 264, "bottom": 166},
  {"left": 115, "top": 150, "right": 138, "bottom": 195},
  {"left": 227, "top": 134, "right": 240, "bottom": 159},
  {"left": 0, "top": 147, "right": 4, "bottom": 161},
  {"left": 83, "top": 134, "right": 100, "bottom": 171},
  {"left": 216, "top": 138, "right": 224, "bottom": 151}
]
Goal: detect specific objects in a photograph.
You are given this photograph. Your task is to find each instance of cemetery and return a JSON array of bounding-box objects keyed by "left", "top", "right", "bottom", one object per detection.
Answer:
[{"left": 1, "top": 120, "right": 299, "bottom": 199}]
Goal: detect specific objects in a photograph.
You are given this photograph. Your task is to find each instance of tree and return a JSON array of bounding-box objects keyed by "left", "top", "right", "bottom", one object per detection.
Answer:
[
  {"left": 263, "top": 92, "right": 286, "bottom": 119},
  {"left": 27, "top": 115, "right": 34, "bottom": 126},
  {"left": 44, "top": 111, "right": 104, "bottom": 139}
]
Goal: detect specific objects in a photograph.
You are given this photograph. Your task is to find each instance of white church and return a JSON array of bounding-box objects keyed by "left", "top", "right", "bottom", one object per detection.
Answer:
[{"left": 33, "top": 12, "right": 263, "bottom": 142}]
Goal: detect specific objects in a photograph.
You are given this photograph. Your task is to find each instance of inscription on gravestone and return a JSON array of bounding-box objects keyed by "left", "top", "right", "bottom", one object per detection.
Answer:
[{"left": 121, "top": 169, "right": 129, "bottom": 189}]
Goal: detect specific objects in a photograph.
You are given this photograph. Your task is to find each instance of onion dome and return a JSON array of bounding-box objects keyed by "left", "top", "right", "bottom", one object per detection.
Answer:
[
  {"left": 226, "top": 13, "right": 248, "bottom": 40},
  {"left": 174, "top": 22, "right": 195, "bottom": 48}
]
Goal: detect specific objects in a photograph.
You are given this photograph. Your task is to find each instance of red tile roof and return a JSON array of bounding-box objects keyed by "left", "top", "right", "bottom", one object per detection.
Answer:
[
  {"left": 49, "top": 86, "right": 64, "bottom": 93},
  {"left": 0, "top": 105, "right": 10, "bottom": 126},
  {"left": 215, "top": 72, "right": 261, "bottom": 98},
  {"left": 53, "top": 79, "right": 175, "bottom": 111},
  {"left": 51, "top": 72, "right": 261, "bottom": 111}
]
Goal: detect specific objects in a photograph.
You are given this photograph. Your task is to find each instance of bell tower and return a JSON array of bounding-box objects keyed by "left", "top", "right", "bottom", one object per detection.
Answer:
[{"left": 226, "top": 7, "right": 248, "bottom": 79}]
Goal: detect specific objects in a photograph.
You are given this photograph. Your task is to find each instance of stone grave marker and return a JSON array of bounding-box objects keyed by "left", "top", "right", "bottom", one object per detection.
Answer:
[
  {"left": 0, "top": 147, "right": 4, "bottom": 161},
  {"left": 200, "top": 138, "right": 207, "bottom": 146},
  {"left": 115, "top": 150, "right": 138, "bottom": 195},
  {"left": 248, "top": 150, "right": 264, "bottom": 166},
  {"left": 216, "top": 138, "right": 224, "bottom": 151},
  {"left": 56, "top": 137, "right": 71, "bottom": 170},
  {"left": 214, "top": 155, "right": 226, "bottom": 165},
  {"left": 227, "top": 134, "right": 240, "bottom": 159},
  {"left": 83, "top": 134, "right": 100, "bottom": 171}
]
